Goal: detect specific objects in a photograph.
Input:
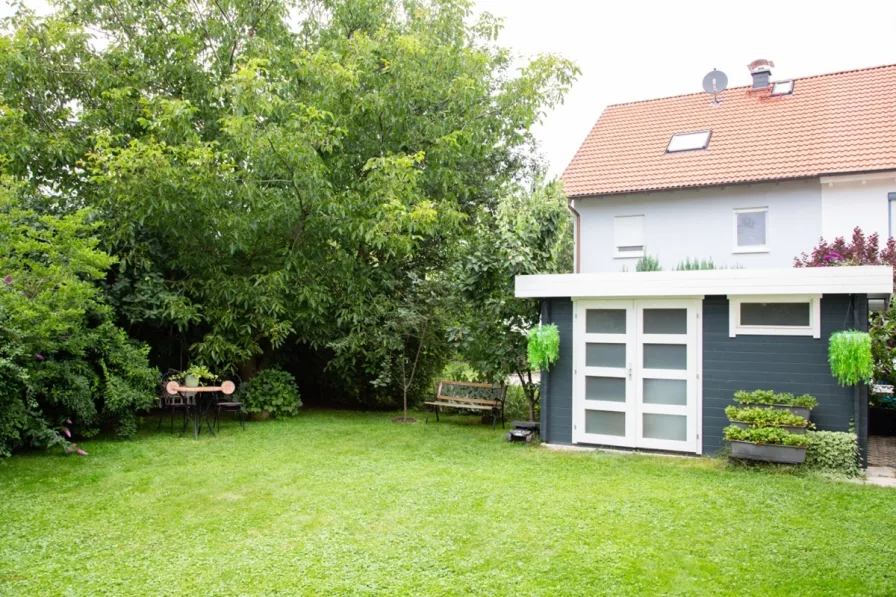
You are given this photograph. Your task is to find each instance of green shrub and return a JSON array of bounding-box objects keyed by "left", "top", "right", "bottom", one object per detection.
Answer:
[
  {"left": 504, "top": 384, "right": 539, "bottom": 422},
  {"left": 526, "top": 324, "right": 560, "bottom": 371},
  {"left": 724, "top": 406, "right": 809, "bottom": 428},
  {"left": 439, "top": 361, "right": 480, "bottom": 383},
  {"left": 829, "top": 330, "right": 873, "bottom": 386},
  {"left": 675, "top": 257, "right": 715, "bottom": 271},
  {"left": 635, "top": 254, "right": 662, "bottom": 272},
  {"left": 243, "top": 367, "right": 302, "bottom": 418},
  {"left": 723, "top": 425, "right": 810, "bottom": 447},
  {"left": 804, "top": 431, "right": 861, "bottom": 477},
  {"left": 733, "top": 389, "right": 817, "bottom": 409}
]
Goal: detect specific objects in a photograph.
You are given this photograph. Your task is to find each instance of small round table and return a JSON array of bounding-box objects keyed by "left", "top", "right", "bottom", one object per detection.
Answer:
[{"left": 166, "top": 380, "right": 235, "bottom": 440}]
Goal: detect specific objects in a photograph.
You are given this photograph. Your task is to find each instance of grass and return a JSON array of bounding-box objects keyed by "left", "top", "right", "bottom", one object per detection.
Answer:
[{"left": 1, "top": 411, "right": 895, "bottom": 596}]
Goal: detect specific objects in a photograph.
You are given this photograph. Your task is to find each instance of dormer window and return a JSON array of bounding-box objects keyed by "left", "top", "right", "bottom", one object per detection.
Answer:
[
  {"left": 771, "top": 80, "right": 794, "bottom": 96},
  {"left": 666, "top": 130, "right": 711, "bottom": 153}
]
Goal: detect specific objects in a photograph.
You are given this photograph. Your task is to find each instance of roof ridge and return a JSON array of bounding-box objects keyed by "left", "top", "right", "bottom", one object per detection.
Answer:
[{"left": 605, "top": 63, "right": 896, "bottom": 109}]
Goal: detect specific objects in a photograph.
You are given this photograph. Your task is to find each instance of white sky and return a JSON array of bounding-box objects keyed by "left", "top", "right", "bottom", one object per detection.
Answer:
[
  {"left": 478, "top": 0, "right": 896, "bottom": 175},
  {"left": 4, "top": 0, "right": 896, "bottom": 177}
]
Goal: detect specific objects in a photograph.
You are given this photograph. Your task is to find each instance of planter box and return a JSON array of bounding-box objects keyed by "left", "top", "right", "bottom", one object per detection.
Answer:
[
  {"left": 869, "top": 407, "right": 896, "bottom": 436},
  {"left": 730, "top": 440, "right": 807, "bottom": 464},
  {"left": 730, "top": 420, "right": 806, "bottom": 435},
  {"left": 737, "top": 403, "right": 812, "bottom": 419},
  {"left": 769, "top": 404, "right": 811, "bottom": 420}
]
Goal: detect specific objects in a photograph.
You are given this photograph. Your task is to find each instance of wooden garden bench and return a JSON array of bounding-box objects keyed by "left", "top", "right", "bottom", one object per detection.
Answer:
[{"left": 424, "top": 381, "right": 506, "bottom": 429}]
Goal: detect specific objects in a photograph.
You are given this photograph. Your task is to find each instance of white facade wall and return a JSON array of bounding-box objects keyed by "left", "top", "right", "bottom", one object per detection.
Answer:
[
  {"left": 575, "top": 179, "right": 823, "bottom": 273},
  {"left": 821, "top": 173, "right": 896, "bottom": 242}
]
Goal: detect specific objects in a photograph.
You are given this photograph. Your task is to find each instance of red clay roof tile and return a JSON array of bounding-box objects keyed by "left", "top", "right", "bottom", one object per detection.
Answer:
[{"left": 561, "top": 64, "right": 896, "bottom": 197}]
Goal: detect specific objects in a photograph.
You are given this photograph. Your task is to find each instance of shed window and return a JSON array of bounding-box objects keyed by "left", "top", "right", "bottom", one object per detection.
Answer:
[
  {"left": 734, "top": 208, "right": 768, "bottom": 252},
  {"left": 614, "top": 215, "right": 644, "bottom": 258},
  {"left": 728, "top": 295, "right": 821, "bottom": 338},
  {"left": 667, "top": 131, "right": 711, "bottom": 153}
]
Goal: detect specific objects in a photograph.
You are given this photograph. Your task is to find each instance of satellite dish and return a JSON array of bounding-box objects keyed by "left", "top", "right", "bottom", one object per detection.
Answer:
[{"left": 702, "top": 68, "right": 728, "bottom": 105}]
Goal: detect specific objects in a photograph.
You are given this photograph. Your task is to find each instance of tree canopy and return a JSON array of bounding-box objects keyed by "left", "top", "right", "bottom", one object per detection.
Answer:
[{"left": 0, "top": 0, "right": 577, "bottom": 413}]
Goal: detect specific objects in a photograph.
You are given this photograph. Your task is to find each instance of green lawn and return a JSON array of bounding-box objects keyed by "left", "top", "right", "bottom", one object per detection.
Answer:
[{"left": 1, "top": 411, "right": 895, "bottom": 596}]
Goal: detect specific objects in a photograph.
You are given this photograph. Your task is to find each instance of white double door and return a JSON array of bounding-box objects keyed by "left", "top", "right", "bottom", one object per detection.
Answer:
[{"left": 572, "top": 299, "right": 701, "bottom": 453}]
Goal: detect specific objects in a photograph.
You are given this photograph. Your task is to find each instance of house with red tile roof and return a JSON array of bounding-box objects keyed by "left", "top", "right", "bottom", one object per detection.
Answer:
[
  {"left": 513, "top": 62, "right": 895, "bottom": 464},
  {"left": 561, "top": 62, "right": 896, "bottom": 273}
]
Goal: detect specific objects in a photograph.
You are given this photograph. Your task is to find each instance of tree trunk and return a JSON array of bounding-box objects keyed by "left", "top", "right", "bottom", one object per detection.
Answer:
[{"left": 239, "top": 356, "right": 258, "bottom": 382}]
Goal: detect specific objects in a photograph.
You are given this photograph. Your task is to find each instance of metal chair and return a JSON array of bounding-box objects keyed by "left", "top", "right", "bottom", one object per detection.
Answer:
[
  {"left": 214, "top": 374, "right": 245, "bottom": 431},
  {"left": 157, "top": 369, "right": 195, "bottom": 432}
]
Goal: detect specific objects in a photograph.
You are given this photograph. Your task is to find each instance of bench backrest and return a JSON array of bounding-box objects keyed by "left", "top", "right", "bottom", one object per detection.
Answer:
[{"left": 436, "top": 381, "right": 506, "bottom": 405}]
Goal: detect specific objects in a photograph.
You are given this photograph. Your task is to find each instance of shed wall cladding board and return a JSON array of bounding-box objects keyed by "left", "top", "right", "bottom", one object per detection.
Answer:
[
  {"left": 543, "top": 298, "right": 574, "bottom": 445},
  {"left": 702, "top": 294, "right": 865, "bottom": 455}
]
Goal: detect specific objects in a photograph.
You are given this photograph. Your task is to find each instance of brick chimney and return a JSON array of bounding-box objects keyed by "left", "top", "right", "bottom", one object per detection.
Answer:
[{"left": 748, "top": 59, "right": 775, "bottom": 89}]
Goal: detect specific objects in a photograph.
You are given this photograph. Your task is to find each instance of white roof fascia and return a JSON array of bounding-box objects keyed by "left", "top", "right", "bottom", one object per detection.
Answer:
[{"left": 515, "top": 266, "right": 893, "bottom": 299}]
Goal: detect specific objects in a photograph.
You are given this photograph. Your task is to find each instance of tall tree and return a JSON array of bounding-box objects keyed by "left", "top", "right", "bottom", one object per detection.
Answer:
[
  {"left": 0, "top": 0, "right": 577, "bottom": 405},
  {"left": 450, "top": 179, "right": 573, "bottom": 421}
]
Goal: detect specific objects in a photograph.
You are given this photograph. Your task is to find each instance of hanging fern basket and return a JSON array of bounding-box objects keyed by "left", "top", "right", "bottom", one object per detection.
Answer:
[
  {"left": 828, "top": 330, "right": 873, "bottom": 386},
  {"left": 527, "top": 324, "right": 560, "bottom": 371}
]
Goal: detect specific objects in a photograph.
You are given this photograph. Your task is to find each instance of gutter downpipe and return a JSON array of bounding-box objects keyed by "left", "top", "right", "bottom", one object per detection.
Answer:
[{"left": 567, "top": 197, "right": 581, "bottom": 273}]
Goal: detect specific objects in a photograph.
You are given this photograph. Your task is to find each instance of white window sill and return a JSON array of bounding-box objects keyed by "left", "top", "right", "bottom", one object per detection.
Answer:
[
  {"left": 732, "top": 246, "right": 769, "bottom": 254},
  {"left": 731, "top": 326, "right": 816, "bottom": 338},
  {"left": 614, "top": 253, "right": 644, "bottom": 259}
]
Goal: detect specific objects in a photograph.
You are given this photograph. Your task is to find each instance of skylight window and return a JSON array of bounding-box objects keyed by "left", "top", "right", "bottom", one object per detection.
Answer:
[
  {"left": 771, "top": 80, "right": 794, "bottom": 95},
  {"left": 666, "top": 130, "right": 711, "bottom": 153}
]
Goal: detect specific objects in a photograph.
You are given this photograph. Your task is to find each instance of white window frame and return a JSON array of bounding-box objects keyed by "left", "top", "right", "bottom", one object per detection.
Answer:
[
  {"left": 728, "top": 295, "right": 821, "bottom": 339},
  {"left": 613, "top": 215, "right": 645, "bottom": 259},
  {"left": 667, "top": 130, "right": 711, "bottom": 153},
  {"left": 733, "top": 207, "right": 769, "bottom": 254}
]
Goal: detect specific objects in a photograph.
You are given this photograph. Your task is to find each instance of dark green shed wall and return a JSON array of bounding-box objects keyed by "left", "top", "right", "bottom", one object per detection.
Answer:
[
  {"left": 702, "top": 294, "right": 867, "bottom": 459},
  {"left": 541, "top": 295, "right": 868, "bottom": 461},
  {"left": 540, "top": 298, "right": 573, "bottom": 445}
]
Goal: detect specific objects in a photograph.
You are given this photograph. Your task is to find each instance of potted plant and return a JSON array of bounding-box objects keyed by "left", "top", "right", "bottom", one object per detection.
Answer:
[
  {"left": 724, "top": 425, "right": 810, "bottom": 463},
  {"left": 724, "top": 406, "right": 811, "bottom": 435},
  {"left": 829, "top": 330, "right": 873, "bottom": 386},
  {"left": 733, "top": 389, "right": 817, "bottom": 420},
  {"left": 527, "top": 323, "right": 560, "bottom": 371}
]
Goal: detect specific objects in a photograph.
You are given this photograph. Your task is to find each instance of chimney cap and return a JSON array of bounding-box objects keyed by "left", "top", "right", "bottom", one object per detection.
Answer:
[{"left": 748, "top": 59, "right": 775, "bottom": 74}]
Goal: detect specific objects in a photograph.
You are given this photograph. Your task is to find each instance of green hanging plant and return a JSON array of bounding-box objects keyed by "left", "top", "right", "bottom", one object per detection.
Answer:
[
  {"left": 527, "top": 324, "right": 560, "bottom": 371},
  {"left": 828, "top": 330, "right": 873, "bottom": 386}
]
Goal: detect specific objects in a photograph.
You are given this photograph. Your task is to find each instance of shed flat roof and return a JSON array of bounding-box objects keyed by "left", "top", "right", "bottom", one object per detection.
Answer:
[{"left": 515, "top": 266, "right": 893, "bottom": 299}]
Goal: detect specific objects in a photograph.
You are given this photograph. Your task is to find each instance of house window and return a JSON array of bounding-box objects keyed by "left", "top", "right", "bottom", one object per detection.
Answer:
[
  {"left": 614, "top": 215, "right": 644, "bottom": 258},
  {"left": 667, "top": 131, "right": 711, "bottom": 153},
  {"left": 734, "top": 208, "right": 768, "bottom": 253},
  {"left": 889, "top": 193, "right": 896, "bottom": 238},
  {"left": 728, "top": 295, "right": 821, "bottom": 338},
  {"left": 771, "top": 80, "right": 794, "bottom": 96}
]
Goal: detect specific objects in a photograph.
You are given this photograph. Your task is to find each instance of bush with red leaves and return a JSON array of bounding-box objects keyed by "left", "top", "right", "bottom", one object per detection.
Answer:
[{"left": 794, "top": 227, "right": 896, "bottom": 270}]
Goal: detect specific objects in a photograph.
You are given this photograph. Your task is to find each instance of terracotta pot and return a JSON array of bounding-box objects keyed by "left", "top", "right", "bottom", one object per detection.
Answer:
[{"left": 250, "top": 410, "right": 272, "bottom": 421}]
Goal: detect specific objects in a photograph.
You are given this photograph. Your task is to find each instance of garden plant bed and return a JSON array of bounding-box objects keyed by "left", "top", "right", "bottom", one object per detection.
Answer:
[
  {"left": 729, "top": 421, "right": 807, "bottom": 435},
  {"left": 1, "top": 411, "right": 894, "bottom": 596},
  {"left": 729, "top": 440, "right": 808, "bottom": 464},
  {"left": 769, "top": 404, "right": 811, "bottom": 420}
]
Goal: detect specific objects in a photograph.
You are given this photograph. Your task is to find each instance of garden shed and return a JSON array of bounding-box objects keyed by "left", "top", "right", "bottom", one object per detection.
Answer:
[{"left": 515, "top": 266, "right": 893, "bottom": 464}]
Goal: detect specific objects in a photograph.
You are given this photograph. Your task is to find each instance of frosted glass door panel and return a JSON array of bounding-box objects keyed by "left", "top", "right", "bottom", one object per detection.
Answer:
[
  {"left": 585, "top": 410, "right": 626, "bottom": 437},
  {"left": 586, "top": 309, "right": 627, "bottom": 334},
  {"left": 643, "top": 379, "right": 687, "bottom": 405},
  {"left": 643, "top": 309, "right": 687, "bottom": 334},
  {"left": 585, "top": 377, "right": 626, "bottom": 402},
  {"left": 586, "top": 343, "right": 626, "bottom": 368},
  {"left": 643, "top": 344, "right": 687, "bottom": 370},
  {"left": 643, "top": 413, "right": 687, "bottom": 442}
]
